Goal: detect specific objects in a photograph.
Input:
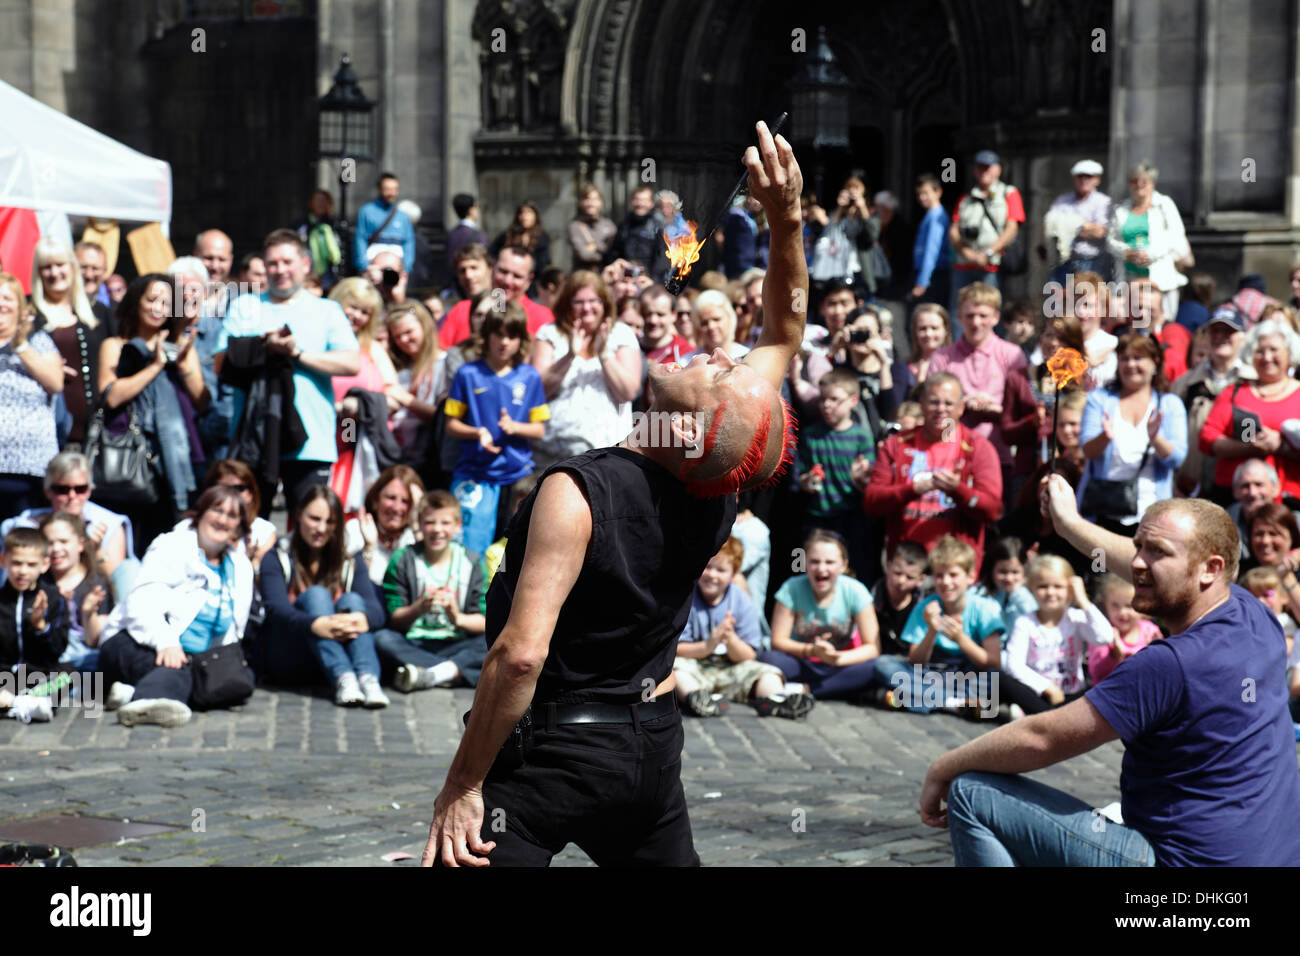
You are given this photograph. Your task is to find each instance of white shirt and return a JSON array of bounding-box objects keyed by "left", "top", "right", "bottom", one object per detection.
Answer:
[
  {"left": 534, "top": 321, "right": 638, "bottom": 461},
  {"left": 1104, "top": 395, "right": 1158, "bottom": 526},
  {"left": 1005, "top": 605, "right": 1114, "bottom": 695}
]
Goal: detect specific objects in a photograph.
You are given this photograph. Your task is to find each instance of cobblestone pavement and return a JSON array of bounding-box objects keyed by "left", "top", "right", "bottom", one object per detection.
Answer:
[{"left": 0, "top": 686, "right": 1146, "bottom": 867}]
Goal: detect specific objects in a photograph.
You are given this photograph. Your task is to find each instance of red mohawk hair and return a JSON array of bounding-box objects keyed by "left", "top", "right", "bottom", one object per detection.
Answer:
[{"left": 682, "top": 396, "right": 796, "bottom": 498}]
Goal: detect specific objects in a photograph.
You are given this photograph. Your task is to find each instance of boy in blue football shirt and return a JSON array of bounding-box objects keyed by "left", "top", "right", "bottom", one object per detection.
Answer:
[{"left": 443, "top": 304, "right": 549, "bottom": 553}]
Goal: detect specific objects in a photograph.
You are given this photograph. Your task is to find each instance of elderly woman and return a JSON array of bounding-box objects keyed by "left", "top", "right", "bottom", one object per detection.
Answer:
[
  {"left": 568, "top": 184, "right": 617, "bottom": 271},
  {"left": 693, "top": 289, "right": 751, "bottom": 360},
  {"left": 1079, "top": 333, "right": 1188, "bottom": 536},
  {"left": 99, "top": 485, "right": 255, "bottom": 728},
  {"left": 0, "top": 272, "right": 62, "bottom": 515},
  {"left": 1107, "top": 161, "right": 1189, "bottom": 324},
  {"left": 99, "top": 274, "right": 210, "bottom": 552},
  {"left": 29, "top": 238, "right": 105, "bottom": 447},
  {"left": 1200, "top": 318, "right": 1300, "bottom": 506},
  {"left": 343, "top": 463, "right": 424, "bottom": 584},
  {"left": 1174, "top": 306, "right": 1252, "bottom": 495},
  {"left": 530, "top": 270, "right": 641, "bottom": 473},
  {"left": 198, "top": 459, "right": 278, "bottom": 567},
  {"left": 328, "top": 276, "right": 398, "bottom": 408}
]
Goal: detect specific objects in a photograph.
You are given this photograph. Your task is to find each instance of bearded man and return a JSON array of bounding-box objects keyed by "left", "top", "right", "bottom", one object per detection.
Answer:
[
  {"left": 422, "top": 121, "right": 805, "bottom": 867},
  {"left": 919, "top": 476, "right": 1300, "bottom": 866}
]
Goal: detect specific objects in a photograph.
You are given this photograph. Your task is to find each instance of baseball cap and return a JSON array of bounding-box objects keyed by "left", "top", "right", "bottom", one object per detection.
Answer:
[
  {"left": 1071, "top": 159, "right": 1104, "bottom": 177},
  {"left": 973, "top": 150, "right": 1000, "bottom": 167},
  {"left": 1207, "top": 305, "right": 1244, "bottom": 332}
]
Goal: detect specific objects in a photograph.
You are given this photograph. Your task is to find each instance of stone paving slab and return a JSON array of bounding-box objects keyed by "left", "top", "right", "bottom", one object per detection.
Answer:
[{"left": 0, "top": 685, "right": 1250, "bottom": 866}]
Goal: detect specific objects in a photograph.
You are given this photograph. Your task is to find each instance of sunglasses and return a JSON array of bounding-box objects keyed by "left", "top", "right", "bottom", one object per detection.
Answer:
[{"left": 50, "top": 484, "right": 90, "bottom": 496}]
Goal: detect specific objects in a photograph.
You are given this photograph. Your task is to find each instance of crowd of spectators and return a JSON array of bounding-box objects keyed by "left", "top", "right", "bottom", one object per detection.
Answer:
[{"left": 1, "top": 158, "right": 1298, "bottom": 738}]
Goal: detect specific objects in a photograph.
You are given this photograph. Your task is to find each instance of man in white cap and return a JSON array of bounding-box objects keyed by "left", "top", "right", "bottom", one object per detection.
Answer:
[{"left": 1043, "top": 159, "right": 1112, "bottom": 284}]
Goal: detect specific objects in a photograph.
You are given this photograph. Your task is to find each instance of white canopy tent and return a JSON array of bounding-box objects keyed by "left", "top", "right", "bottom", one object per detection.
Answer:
[{"left": 0, "top": 79, "right": 171, "bottom": 227}]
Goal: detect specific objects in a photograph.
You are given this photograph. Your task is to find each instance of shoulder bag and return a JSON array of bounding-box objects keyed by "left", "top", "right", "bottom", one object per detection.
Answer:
[
  {"left": 188, "top": 562, "right": 254, "bottom": 710},
  {"left": 84, "top": 401, "right": 158, "bottom": 506},
  {"left": 1080, "top": 396, "right": 1159, "bottom": 520}
]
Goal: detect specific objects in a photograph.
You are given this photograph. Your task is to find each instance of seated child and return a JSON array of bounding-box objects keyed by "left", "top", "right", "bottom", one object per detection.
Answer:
[
  {"left": 974, "top": 535, "right": 1038, "bottom": 639},
  {"left": 1001, "top": 554, "right": 1113, "bottom": 715},
  {"left": 1087, "top": 573, "right": 1162, "bottom": 684},
  {"left": 759, "top": 530, "right": 881, "bottom": 701},
  {"left": 871, "top": 541, "right": 926, "bottom": 658},
  {"left": 674, "top": 538, "right": 810, "bottom": 719},
  {"left": 378, "top": 491, "right": 488, "bottom": 691},
  {"left": 1240, "top": 567, "right": 1297, "bottom": 641},
  {"left": 891, "top": 401, "right": 923, "bottom": 433},
  {"left": 873, "top": 535, "right": 1003, "bottom": 715},
  {"left": 41, "top": 511, "right": 112, "bottom": 673},
  {"left": 0, "top": 528, "right": 69, "bottom": 723}
]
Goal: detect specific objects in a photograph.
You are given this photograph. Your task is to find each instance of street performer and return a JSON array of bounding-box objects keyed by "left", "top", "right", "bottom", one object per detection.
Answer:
[{"left": 421, "top": 121, "right": 807, "bottom": 866}]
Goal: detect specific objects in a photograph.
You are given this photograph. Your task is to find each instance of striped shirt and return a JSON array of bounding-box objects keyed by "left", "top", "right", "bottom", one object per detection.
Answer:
[{"left": 798, "top": 421, "right": 875, "bottom": 518}]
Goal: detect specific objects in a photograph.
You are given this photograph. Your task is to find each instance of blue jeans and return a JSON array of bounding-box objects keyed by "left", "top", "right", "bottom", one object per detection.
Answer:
[
  {"left": 869, "top": 654, "right": 936, "bottom": 713},
  {"left": 758, "top": 648, "right": 876, "bottom": 700},
  {"left": 946, "top": 771, "right": 1156, "bottom": 867},
  {"left": 295, "top": 586, "right": 380, "bottom": 682},
  {"left": 374, "top": 629, "right": 488, "bottom": 687}
]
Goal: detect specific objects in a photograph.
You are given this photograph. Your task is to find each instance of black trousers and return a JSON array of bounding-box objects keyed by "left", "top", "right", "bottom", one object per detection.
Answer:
[
  {"left": 474, "top": 707, "right": 699, "bottom": 867},
  {"left": 99, "top": 631, "right": 192, "bottom": 704},
  {"left": 998, "top": 670, "right": 1087, "bottom": 715}
]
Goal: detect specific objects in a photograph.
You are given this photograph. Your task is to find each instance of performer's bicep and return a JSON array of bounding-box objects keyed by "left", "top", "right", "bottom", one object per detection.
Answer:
[{"left": 497, "top": 471, "right": 592, "bottom": 661}]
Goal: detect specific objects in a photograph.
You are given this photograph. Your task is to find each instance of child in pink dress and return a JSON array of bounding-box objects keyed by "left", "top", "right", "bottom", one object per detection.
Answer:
[{"left": 1088, "top": 573, "right": 1162, "bottom": 684}]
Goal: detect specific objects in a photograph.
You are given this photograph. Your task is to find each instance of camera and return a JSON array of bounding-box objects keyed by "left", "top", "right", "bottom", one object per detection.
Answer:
[
  {"left": 849, "top": 328, "right": 873, "bottom": 344},
  {"left": 960, "top": 224, "right": 981, "bottom": 243},
  {"left": 381, "top": 268, "right": 400, "bottom": 289},
  {"left": 625, "top": 264, "right": 645, "bottom": 279}
]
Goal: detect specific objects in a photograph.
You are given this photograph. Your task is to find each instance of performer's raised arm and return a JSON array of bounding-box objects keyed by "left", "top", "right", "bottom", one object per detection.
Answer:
[{"left": 743, "top": 121, "right": 808, "bottom": 392}]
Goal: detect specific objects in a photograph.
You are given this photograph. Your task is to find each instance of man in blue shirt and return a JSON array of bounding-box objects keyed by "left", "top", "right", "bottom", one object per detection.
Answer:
[
  {"left": 910, "top": 173, "right": 951, "bottom": 309},
  {"left": 921, "top": 483, "right": 1300, "bottom": 866},
  {"left": 354, "top": 172, "right": 416, "bottom": 274},
  {"left": 214, "top": 230, "right": 359, "bottom": 515}
]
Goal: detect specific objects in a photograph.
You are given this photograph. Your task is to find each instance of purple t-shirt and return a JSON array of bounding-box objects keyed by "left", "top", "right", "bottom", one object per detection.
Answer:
[{"left": 1086, "top": 584, "right": 1300, "bottom": 866}]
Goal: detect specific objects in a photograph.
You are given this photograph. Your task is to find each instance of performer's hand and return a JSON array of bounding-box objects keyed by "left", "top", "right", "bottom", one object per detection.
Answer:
[
  {"left": 422, "top": 780, "right": 496, "bottom": 867},
  {"left": 919, "top": 767, "right": 950, "bottom": 828},
  {"left": 742, "top": 121, "right": 802, "bottom": 226},
  {"left": 1039, "top": 473, "right": 1079, "bottom": 527}
]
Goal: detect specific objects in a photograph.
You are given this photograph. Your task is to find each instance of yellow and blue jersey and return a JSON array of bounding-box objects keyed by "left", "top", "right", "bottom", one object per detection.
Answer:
[{"left": 445, "top": 360, "right": 549, "bottom": 483}]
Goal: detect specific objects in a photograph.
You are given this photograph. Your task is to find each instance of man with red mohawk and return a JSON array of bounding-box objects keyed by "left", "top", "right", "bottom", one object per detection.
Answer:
[{"left": 422, "top": 121, "right": 806, "bottom": 867}]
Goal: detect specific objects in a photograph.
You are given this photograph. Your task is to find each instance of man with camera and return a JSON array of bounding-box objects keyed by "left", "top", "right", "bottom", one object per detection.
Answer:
[
  {"left": 365, "top": 250, "right": 408, "bottom": 307},
  {"left": 436, "top": 246, "right": 555, "bottom": 349},
  {"left": 948, "top": 150, "right": 1024, "bottom": 313}
]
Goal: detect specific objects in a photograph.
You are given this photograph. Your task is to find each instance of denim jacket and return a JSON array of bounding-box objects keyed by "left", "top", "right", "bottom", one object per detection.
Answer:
[{"left": 1078, "top": 388, "right": 1188, "bottom": 505}]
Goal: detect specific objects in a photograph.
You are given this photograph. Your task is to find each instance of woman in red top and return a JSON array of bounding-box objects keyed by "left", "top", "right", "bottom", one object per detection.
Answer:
[{"left": 1199, "top": 318, "right": 1300, "bottom": 505}]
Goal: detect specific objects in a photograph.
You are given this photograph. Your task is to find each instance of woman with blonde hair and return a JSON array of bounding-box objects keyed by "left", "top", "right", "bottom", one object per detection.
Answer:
[
  {"left": 385, "top": 300, "right": 448, "bottom": 471},
  {"left": 693, "top": 289, "right": 750, "bottom": 360},
  {"left": 327, "top": 276, "right": 398, "bottom": 408},
  {"left": 30, "top": 238, "right": 105, "bottom": 447}
]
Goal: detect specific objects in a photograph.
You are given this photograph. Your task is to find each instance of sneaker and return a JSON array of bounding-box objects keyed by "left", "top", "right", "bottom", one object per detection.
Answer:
[
  {"left": 357, "top": 673, "right": 389, "bottom": 709},
  {"left": 683, "top": 689, "right": 726, "bottom": 717},
  {"left": 334, "top": 672, "right": 364, "bottom": 707},
  {"left": 1009, "top": 703, "right": 1026, "bottom": 721},
  {"left": 118, "top": 698, "right": 191, "bottom": 728},
  {"left": 394, "top": 664, "right": 438, "bottom": 693},
  {"left": 770, "top": 693, "right": 816, "bottom": 719},
  {"left": 862, "top": 687, "right": 903, "bottom": 710},
  {"left": 6, "top": 694, "right": 53, "bottom": 724},
  {"left": 0, "top": 687, "right": 14, "bottom": 710},
  {"left": 105, "top": 682, "right": 135, "bottom": 711}
]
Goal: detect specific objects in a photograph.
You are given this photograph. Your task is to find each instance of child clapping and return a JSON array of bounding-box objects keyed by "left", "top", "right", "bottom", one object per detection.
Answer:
[{"left": 1001, "top": 555, "right": 1112, "bottom": 715}]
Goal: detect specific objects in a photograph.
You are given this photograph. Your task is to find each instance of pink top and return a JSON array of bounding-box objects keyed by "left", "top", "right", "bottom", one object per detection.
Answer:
[
  {"left": 332, "top": 342, "right": 394, "bottom": 404},
  {"left": 1087, "top": 618, "right": 1161, "bottom": 684},
  {"left": 929, "top": 335, "right": 1028, "bottom": 466}
]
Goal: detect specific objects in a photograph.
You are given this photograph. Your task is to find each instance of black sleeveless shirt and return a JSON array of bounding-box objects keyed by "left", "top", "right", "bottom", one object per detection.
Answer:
[{"left": 485, "top": 446, "right": 737, "bottom": 704}]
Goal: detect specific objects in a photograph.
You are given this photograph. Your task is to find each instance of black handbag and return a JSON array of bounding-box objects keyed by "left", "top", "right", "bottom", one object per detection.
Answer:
[
  {"left": 188, "top": 642, "right": 254, "bottom": 711},
  {"left": 1081, "top": 443, "right": 1154, "bottom": 520},
  {"left": 85, "top": 403, "right": 158, "bottom": 506},
  {"left": 1229, "top": 381, "right": 1262, "bottom": 442}
]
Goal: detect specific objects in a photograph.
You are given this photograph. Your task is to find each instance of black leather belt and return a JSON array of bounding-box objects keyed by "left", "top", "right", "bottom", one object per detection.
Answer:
[{"left": 537, "top": 695, "right": 677, "bottom": 726}]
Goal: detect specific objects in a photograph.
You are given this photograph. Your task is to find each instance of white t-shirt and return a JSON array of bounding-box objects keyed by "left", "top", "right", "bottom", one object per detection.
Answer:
[
  {"left": 533, "top": 321, "right": 638, "bottom": 462},
  {"left": 1084, "top": 329, "right": 1117, "bottom": 389},
  {"left": 1104, "top": 397, "right": 1158, "bottom": 526}
]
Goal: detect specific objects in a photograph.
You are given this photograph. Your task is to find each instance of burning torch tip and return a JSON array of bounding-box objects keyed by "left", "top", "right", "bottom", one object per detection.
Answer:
[{"left": 664, "top": 275, "right": 686, "bottom": 296}]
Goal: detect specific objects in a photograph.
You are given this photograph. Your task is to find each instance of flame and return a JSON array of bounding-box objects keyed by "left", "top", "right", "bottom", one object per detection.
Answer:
[
  {"left": 664, "top": 220, "right": 704, "bottom": 280},
  {"left": 1046, "top": 347, "right": 1088, "bottom": 389}
]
